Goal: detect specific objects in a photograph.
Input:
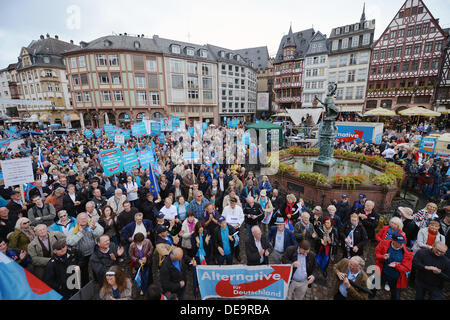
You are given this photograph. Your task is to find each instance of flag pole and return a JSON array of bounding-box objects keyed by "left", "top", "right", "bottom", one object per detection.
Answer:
[{"left": 19, "top": 184, "right": 26, "bottom": 203}]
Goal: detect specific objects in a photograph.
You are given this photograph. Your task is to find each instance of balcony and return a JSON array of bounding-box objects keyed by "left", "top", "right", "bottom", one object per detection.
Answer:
[{"left": 366, "top": 86, "right": 435, "bottom": 98}]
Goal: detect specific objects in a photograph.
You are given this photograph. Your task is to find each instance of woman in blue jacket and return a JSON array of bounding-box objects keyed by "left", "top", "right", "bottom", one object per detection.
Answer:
[
  {"left": 259, "top": 175, "right": 273, "bottom": 195},
  {"left": 49, "top": 210, "right": 77, "bottom": 236},
  {"left": 174, "top": 196, "right": 190, "bottom": 221}
]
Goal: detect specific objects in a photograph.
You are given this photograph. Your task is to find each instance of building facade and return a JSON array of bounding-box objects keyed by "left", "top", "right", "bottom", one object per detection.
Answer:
[
  {"left": 14, "top": 34, "right": 78, "bottom": 124},
  {"left": 207, "top": 44, "right": 257, "bottom": 123},
  {"left": 155, "top": 37, "right": 218, "bottom": 125},
  {"left": 435, "top": 31, "right": 450, "bottom": 112},
  {"left": 64, "top": 35, "right": 166, "bottom": 128},
  {"left": 365, "top": 0, "right": 448, "bottom": 111},
  {"left": 273, "top": 27, "right": 315, "bottom": 110},
  {"left": 328, "top": 8, "right": 375, "bottom": 113},
  {"left": 302, "top": 31, "right": 329, "bottom": 107},
  {"left": 236, "top": 47, "right": 273, "bottom": 118},
  {"left": 0, "top": 67, "right": 12, "bottom": 117}
]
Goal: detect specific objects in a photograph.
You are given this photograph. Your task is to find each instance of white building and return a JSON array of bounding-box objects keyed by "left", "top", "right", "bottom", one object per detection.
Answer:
[{"left": 302, "top": 31, "right": 329, "bottom": 107}]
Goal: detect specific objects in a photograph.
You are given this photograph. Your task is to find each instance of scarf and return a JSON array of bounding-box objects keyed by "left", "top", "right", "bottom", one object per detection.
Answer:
[
  {"left": 187, "top": 220, "right": 196, "bottom": 233},
  {"left": 285, "top": 202, "right": 295, "bottom": 215},
  {"left": 259, "top": 197, "right": 267, "bottom": 210},
  {"left": 20, "top": 228, "right": 35, "bottom": 241},
  {"left": 426, "top": 230, "right": 438, "bottom": 246}
]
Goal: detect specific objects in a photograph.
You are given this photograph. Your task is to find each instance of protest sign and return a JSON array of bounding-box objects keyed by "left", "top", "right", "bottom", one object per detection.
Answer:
[
  {"left": 121, "top": 149, "right": 139, "bottom": 172},
  {"left": 0, "top": 157, "right": 34, "bottom": 187},
  {"left": 99, "top": 148, "right": 123, "bottom": 176}
]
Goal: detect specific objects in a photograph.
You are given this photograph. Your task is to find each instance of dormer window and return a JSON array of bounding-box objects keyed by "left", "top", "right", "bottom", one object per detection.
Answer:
[
  {"left": 354, "top": 24, "right": 359, "bottom": 31},
  {"left": 186, "top": 47, "right": 194, "bottom": 56},
  {"left": 228, "top": 53, "right": 233, "bottom": 59},
  {"left": 171, "top": 45, "right": 181, "bottom": 54},
  {"left": 43, "top": 56, "right": 50, "bottom": 64},
  {"left": 104, "top": 39, "right": 112, "bottom": 47},
  {"left": 335, "top": 28, "right": 341, "bottom": 35},
  {"left": 344, "top": 26, "right": 350, "bottom": 33},
  {"left": 220, "top": 51, "right": 225, "bottom": 58},
  {"left": 134, "top": 41, "right": 141, "bottom": 49},
  {"left": 200, "top": 49, "right": 208, "bottom": 58},
  {"left": 236, "top": 55, "right": 240, "bottom": 61}
]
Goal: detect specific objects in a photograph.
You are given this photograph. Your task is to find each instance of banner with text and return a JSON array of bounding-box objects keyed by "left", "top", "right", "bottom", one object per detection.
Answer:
[
  {"left": 99, "top": 148, "right": 123, "bottom": 176},
  {"left": 121, "top": 149, "right": 140, "bottom": 172},
  {"left": 196, "top": 264, "right": 292, "bottom": 300}
]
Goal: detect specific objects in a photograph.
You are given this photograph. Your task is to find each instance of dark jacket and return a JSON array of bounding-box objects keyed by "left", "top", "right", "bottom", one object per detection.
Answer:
[
  {"left": 116, "top": 208, "right": 139, "bottom": 231},
  {"left": 139, "top": 200, "right": 158, "bottom": 222},
  {"left": 7, "top": 201, "right": 26, "bottom": 221},
  {"left": 92, "top": 196, "right": 107, "bottom": 213},
  {"left": 191, "top": 231, "right": 211, "bottom": 262},
  {"left": 243, "top": 202, "right": 264, "bottom": 227},
  {"left": 294, "top": 221, "right": 317, "bottom": 243},
  {"left": 340, "top": 222, "right": 369, "bottom": 256},
  {"left": 0, "top": 216, "right": 15, "bottom": 240},
  {"left": 336, "top": 201, "right": 352, "bottom": 224},
  {"left": 356, "top": 207, "right": 380, "bottom": 239},
  {"left": 412, "top": 248, "right": 450, "bottom": 289},
  {"left": 62, "top": 193, "right": 83, "bottom": 218},
  {"left": 268, "top": 227, "right": 297, "bottom": 253},
  {"left": 213, "top": 224, "right": 236, "bottom": 256},
  {"left": 159, "top": 253, "right": 191, "bottom": 297},
  {"left": 29, "top": 186, "right": 52, "bottom": 200},
  {"left": 90, "top": 243, "right": 123, "bottom": 285},
  {"left": 240, "top": 186, "right": 259, "bottom": 203},
  {"left": 129, "top": 239, "right": 154, "bottom": 269},
  {"left": 43, "top": 249, "right": 80, "bottom": 297},
  {"left": 282, "top": 245, "right": 319, "bottom": 282},
  {"left": 121, "top": 220, "right": 153, "bottom": 244},
  {"left": 245, "top": 235, "right": 273, "bottom": 265}
]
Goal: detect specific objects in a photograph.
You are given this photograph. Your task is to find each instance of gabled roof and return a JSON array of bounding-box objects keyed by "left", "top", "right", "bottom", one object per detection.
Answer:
[
  {"left": 305, "top": 31, "right": 329, "bottom": 56},
  {"left": 152, "top": 36, "right": 216, "bottom": 62},
  {"left": 206, "top": 44, "right": 254, "bottom": 69},
  {"left": 234, "top": 46, "right": 269, "bottom": 70},
  {"left": 274, "top": 28, "right": 315, "bottom": 64}
]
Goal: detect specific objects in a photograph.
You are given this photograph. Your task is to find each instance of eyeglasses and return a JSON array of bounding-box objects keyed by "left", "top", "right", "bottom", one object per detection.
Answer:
[
  {"left": 59, "top": 214, "right": 68, "bottom": 218},
  {"left": 23, "top": 221, "right": 30, "bottom": 225}
]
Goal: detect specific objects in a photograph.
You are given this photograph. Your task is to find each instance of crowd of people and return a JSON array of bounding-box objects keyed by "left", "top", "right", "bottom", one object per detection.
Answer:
[{"left": 0, "top": 118, "right": 448, "bottom": 301}]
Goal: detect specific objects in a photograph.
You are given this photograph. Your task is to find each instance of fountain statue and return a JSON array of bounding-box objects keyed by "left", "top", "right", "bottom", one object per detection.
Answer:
[{"left": 313, "top": 83, "right": 339, "bottom": 176}]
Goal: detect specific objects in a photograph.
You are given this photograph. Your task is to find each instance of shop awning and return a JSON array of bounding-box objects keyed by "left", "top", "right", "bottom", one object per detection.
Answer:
[
  {"left": 286, "top": 108, "right": 324, "bottom": 125},
  {"left": 68, "top": 113, "right": 80, "bottom": 121},
  {"left": 338, "top": 105, "right": 363, "bottom": 112}
]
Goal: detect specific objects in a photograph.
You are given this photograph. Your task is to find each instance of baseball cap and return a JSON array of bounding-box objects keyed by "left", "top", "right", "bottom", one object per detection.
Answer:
[
  {"left": 391, "top": 233, "right": 407, "bottom": 244},
  {"left": 359, "top": 193, "right": 366, "bottom": 199},
  {"left": 156, "top": 212, "right": 165, "bottom": 219},
  {"left": 342, "top": 194, "right": 349, "bottom": 199},
  {"left": 218, "top": 216, "right": 226, "bottom": 223}
]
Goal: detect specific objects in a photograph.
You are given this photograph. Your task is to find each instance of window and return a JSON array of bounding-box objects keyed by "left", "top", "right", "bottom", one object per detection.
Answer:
[
  {"left": 385, "top": 64, "right": 391, "bottom": 73},
  {"left": 306, "top": 69, "right": 312, "bottom": 77},
  {"left": 332, "top": 40, "right": 338, "bottom": 51},
  {"left": 55, "top": 84, "right": 60, "bottom": 92},
  {"left": 329, "top": 56, "right": 338, "bottom": 68},
  {"left": 373, "top": 50, "right": 379, "bottom": 60},
  {"left": 320, "top": 56, "right": 326, "bottom": 64},
  {"left": 359, "top": 51, "right": 369, "bottom": 64},
  {"left": 388, "top": 48, "right": 394, "bottom": 58},
  {"left": 380, "top": 49, "right": 386, "bottom": 59},
  {"left": 137, "top": 91, "right": 147, "bottom": 105},
  {"left": 171, "top": 45, "right": 181, "bottom": 54},
  {"left": 435, "top": 41, "right": 442, "bottom": 52},
  {"left": 345, "top": 87, "right": 354, "bottom": 100},
  {"left": 187, "top": 76, "right": 198, "bottom": 89},
  {"left": 187, "top": 62, "right": 197, "bottom": 74},
  {"left": 351, "top": 36, "right": 359, "bottom": 48},
  {"left": 384, "top": 33, "right": 389, "bottom": 40},
  {"left": 342, "top": 38, "right": 349, "bottom": 49},
  {"left": 422, "top": 23, "right": 429, "bottom": 34},
  {"left": 338, "top": 71, "right": 345, "bottom": 83},
  {"left": 377, "top": 65, "right": 384, "bottom": 74},
  {"left": 415, "top": 25, "right": 422, "bottom": 36},
  {"left": 99, "top": 73, "right": 109, "bottom": 84},
  {"left": 78, "top": 56, "right": 86, "bottom": 68},
  {"left": 312, "top": 69, "right": 318, "bottom": 76},
  {"left": 395, "top": 47, "right": 402, "bottom": 57},
  {"left": 148, "top": 74, "right": 158, "bottom": 88},
  {"left": 425, "top": 41, "right": 433, "bottom": 53},
  {"left": 336, "top": 88, "right": 343, "bottom": 100},
  {"left": 349, "top": 54, "right": 357, "bottom": 65},
  {"left": 133, "top": 55, "right": 145, "bottom": 71},
  {"left": 108, "top": 54, "right": 119, "bottom": 66},
  {"left": 203, "top": 90, "right": 213, "bottom": 100},
  {"left": 150, "top": 92, "right": 160, "bottom": 105},
  {"left": 135, "top": 74, "right": 145, "bottom": 88},
  {"left": 362, "top": 33, "right": 370, "bottom": 45},
  {"left": 390, "top": 30, "right": 397, "bottom": 39},
  {"left": 188, "top": 90, "right": 199, "bottom": 99},
  {"left": 393, "top": 63, "right": 400, "bottom": 73},
  {"left": 405, "top": 45, "right": 412, "bottom": 56},
  {"left": 202, "top": 77, "right": 212, "bottom": 89},
  {"left": 145, "top": 57, "right": 157, "bottom": 72},
  {"left": 335, "top": 28, "right": 340, "bottom": 35},
  {"left": 200, "top": 50, "right": 208, "bottom": 58},
  {"left": 356, "top": 86, "right": 364, "bottom": 99},
  {"left": 354, "top": 24, "right": 359, "bottom": 31},
  {"left": 70, "top": 57, "right": 77, "bottom": 68},
  {"left": 75, "top": 92, "right": 82, "bottom": 102},
  {"left": 186, "top": 47, "right": 194, "bottom": 56},
  {"left": 170, "top": 60, "right": 183, "bottom": 73},
  {"left": 101, "top": 91, "right": 111, "bottom": 101},
  {"left": 422, "top": 60, "right": 429, "bottom": 70},
  {"left": 328, "top": 72, "right": 337, "bottom": 83},
  {"left": 84, "top": 92, "right": 91, "bottom": 102},
  {"left": 339, "top": 55, "right": 347, "bottom": 67},
  {"left": 112, "top": 91, "right": 122, "bottom": 101},
  {"left": 111, "top": 73, "right": 121, "bottom": 84},
  {"left": 202, "top": 64, "right": 210, "bottom": 75},
  {"left": 402, "top": 61, "right": 410, "bottom": 72},
  {"left": 414, "top": 44, "right": 421, "bottom": 55},
  {"left": 398, "top": 29, "right": 404, "bottom": 38},
  {"left": 72, "top": 75, "right": 80, "bottom": 85},
  {"left": 347, "top": 70, "right": 355, "bottom": 82},
  {"left": 96, "top": 54, "right": 107, "bottom": 66},
  {"left": 80, "top": 73, "right": 88, "bottom": 85},
  {"left": 171, "top": 74, "right": 183, "bottom": 89},
  {"left": 344, "top": 26, "right": 350, "bottom": 33},
  {"left": 431, "top": 59, "right": 439, "bottom": 70},
  {"left": 357, "top": 69, "right": 366, "bottom": 81},
  {"left": 407, "top": 26, "right": 414, "bottom": 37}
]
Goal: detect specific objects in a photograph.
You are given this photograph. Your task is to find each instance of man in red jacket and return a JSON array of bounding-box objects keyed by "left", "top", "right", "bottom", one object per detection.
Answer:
[{"left": 374, "top": 233, "right": 413, "bottom": 300}]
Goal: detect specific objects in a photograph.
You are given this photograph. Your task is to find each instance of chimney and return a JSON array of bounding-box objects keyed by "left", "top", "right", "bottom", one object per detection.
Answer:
[
  {"left": 55, "top": 35, "right": 59, "bottom": 39},
  {"left": 40, "top": 35, "right": 45, "bottom": 40},
  {"left": 124, "top": 32, "right": 127, "bottom": 36},
  {"left": 141, "top": 34, "right": 144, "bottom": 38},
  {"left": 46, "top": 33, "right": 50, "bottom": 38},
  {"left": 70, "top": 40, "right": 74, "bottom": 44}
]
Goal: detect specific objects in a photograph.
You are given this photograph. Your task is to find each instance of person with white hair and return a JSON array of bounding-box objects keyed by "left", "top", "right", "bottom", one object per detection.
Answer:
[
  {"left": 332, "top": 255, "right": 369, "bottom": 300},
  {"left": 106, "top": 188, "right": 127, "bottom": 215},
  {"left": 376, "top": 217, "right": 407, "bottom": 243},
  {"left": 245, "top": 225, "right": 272, "bottom": 266},
  {"left": 294, "top": 212, "right": 317, "bottom": 244},
  {"left": 356, "top": 200, "right": 379, "bottom": 240},
  {"left": 27, "top": 224, "right": 65, "bottom": 279},
  {"left": 8, "top": 217, "right": 35, "bottom": 251}
]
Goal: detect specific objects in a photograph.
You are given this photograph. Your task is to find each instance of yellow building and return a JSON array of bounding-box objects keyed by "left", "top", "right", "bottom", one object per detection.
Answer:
[{"left": 15, "top": 34, "right": 80, "bottom": 125}]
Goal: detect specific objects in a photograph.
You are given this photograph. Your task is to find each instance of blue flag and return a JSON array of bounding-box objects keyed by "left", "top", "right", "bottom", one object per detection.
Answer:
[
  {"left": 148, "top": 162, "right": 160, "bottom": 198},
  {"left": 134, "top": 266, "right": 143, "bottom": 289}
]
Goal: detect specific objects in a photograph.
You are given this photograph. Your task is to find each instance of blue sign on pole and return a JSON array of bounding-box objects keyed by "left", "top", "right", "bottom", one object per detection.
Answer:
[
  {"left": 84, "top": 129, "right": 93, "bottom": 139},
  {"left": 419, "top": 137, "right": 437, "bottom": 154},
  {"left": 94, "top": 128, "right": 102, "bottom": 138},
  {"left": 99, "top": 148, "right": 123, "bottom": 176},
  {"left": 131, "top": 122, "right": 147, "bottom": 137},
  {"left": 137, "top": 151, "right": 153, "bottom": 168},
  {"left": 150, "top": 122, "right": 161, "bottom": 136},
  {"left": 172, "top": 116, "right": 180, "bottom": 132},
  {"left": 121, "top": 149, "right": 140, "bottom": 172}
]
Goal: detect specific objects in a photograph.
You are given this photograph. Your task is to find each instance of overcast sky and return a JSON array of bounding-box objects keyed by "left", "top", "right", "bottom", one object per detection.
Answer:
[{"left": 1, "top": 0, "right": 449, "bottom": 68}]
